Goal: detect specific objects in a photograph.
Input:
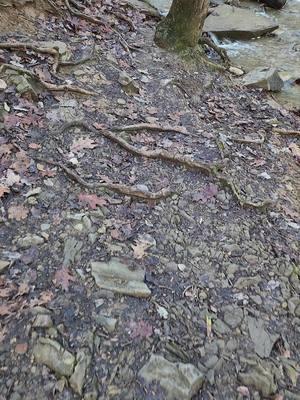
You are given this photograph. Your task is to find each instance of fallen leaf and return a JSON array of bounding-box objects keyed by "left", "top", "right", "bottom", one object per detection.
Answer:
[
  {"left": 4, "top": 169, "right": 20, "bottom": 186},
  {"left": 251, "top": 159, "right": 266, "bottom": 167},
  {"left": 193, "top": 183, "right": 218, "bottom": 203},
  {"left": 0, "top": 326, "right": 7, "bottom": 343},
  {"left": 30, "top": 290, "right": 54, "bottom": 307},
  {"left": 78, "top": 193, "right": 107, "bottom": 209},
  {"left": 8, "top": 205, "right": 29, "bottom": 221},
  {"left": 237, "top": 386, "right": 250, "bottom": 397},
  {"left": 28, "top": 143, "right": 41, "bottom": 149},
  {"left": 16, "top": 282, "right": 30, "bottom": 296},
  {"left": 131, "top": 241, "right": 148, "bottom": 259},
  {"left": 15, "top": 342, "right": 28, "bottom": 354},
  {"left": 0, "top": 287, "right": 14, "bottom": 298},
  {"left": 0, "top": 186, "right": 10, "bottom": 197},
  {"left": 70, "top": 137, "right": 98, "bottom": 153},
  {"left": 53, "top": 267, "right": 75, "bottom": 291},
  {"left": 0, "top": 143, "right": 13, "bottom": 158},
  {"left": 0, "top": 304, "right": 12, "bottom": 317},
  {"left": 11, "top": 150, "right": 31, "bottom": 173},
  {"left": 128, "top": 320, "right": 153, "bottom": 339}
]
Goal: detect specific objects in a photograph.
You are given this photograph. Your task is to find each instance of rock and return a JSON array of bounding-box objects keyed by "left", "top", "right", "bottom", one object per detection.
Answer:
[
  {"left": 38, "top": 41, "right": 70, "bottom": 60},
  {"left": 239, "top": 363, "right": 277, "bottom": 397},
  {"left": 0, "top": 79, "right": 7, "bottom": 91},
  {"left": 91, "top": 258, "right": 151, "bottom": 298},
  {"left": 16, "top": 234, "right": 44, "bottom": 249},
  {"left": 33, "top": 338, "right": 75, "bottom": 377},
  {"left": 223, "top": 306, "right": 243, "bottom": 328},
  {"left": 262, "top": 0, "right": 287, "bottom": 9},
  {"left": 248, "top": 317, "right": 279, "bottom": 358},
  {"left": 138, "top": 354, "right": 204, "bottom": 400},
  {"left": 0, "top": 260, "right": 10, "bottom": 274},
  {"left": 288, "top": 297, "right": 300, "bottom": 316},
  {"left": 118, "top": 71, "right": 140, "bottom": 95},
  {"left": 32, "top": 314, "right": 53, "bottom": 328},
  {"left": 143, "top": 0, "right": 171, "bottom": 15},
  {"left": 69, "top": 349, "right": 91, "bottom": 395},
  {"left": 229, "top": 66, "right": 244, "bottom": 76},
  {"left": 203, "top": 5, "right": 279, "bottom": 40},
  {"left": 234, "top": 275, "right": 262, "bottom": 289},
  {"left": 242, "top": 67, "right": 284, "bottom": 92},
  {"left": 213, "top": 319, "right": 231, "bottom": 336},
  {"left": 93, "top": 315, "right": 117, "bottom": 333},
  {"left": 63, "top": 237, "right": 83, "bottom": 266}
]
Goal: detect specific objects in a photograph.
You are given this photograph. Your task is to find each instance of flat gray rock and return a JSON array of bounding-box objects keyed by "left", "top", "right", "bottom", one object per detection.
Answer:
[
  {"left": 91, "top": 258, "right": 151, "bottom": 298},
  {"left": 139, "top": 354, "right": 204, "bottom": 400},
  {"left": 203, "top": 5, "right": 279, "bottom": 40},
  {"left": 242, "top": 67, "right": 284, "bottom": 91}
]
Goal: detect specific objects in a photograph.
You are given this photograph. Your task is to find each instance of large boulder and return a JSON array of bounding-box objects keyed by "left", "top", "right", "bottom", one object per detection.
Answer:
[
  {"left": 242, "top": 67, "right": 284, "bottom": 91},
  {"left": 203, "top": 5, "right": 279, "bottom": 40}
]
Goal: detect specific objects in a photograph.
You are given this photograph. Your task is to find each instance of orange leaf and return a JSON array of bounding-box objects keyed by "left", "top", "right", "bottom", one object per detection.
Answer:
[
  {"left": 0, "top": 186, "right": 10, "bottom": 198},
  {"left": 15, "top": 343, "right": 28, "bottom": 354},
  {"left": 53, "top": 267, "right": 75, "bottom": 291},
  {"left": 78, "top": 193, "right": 107, "bottom": 209},
  {"left": 8, "top": 205, "right": 29, "bottom": 221}
]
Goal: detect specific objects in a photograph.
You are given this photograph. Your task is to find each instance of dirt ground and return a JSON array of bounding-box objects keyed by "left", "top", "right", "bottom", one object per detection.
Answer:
[{"left": 0, "top": 1, "right": 299, "bottom": 399}]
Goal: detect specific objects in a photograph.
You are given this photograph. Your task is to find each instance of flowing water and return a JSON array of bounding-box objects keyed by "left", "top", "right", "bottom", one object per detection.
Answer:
[{"left": 217, "top": 0, "right": 300, "bottom": 109}]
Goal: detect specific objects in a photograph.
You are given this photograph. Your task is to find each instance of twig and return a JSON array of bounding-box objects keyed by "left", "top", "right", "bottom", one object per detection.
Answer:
[
  {"left": 34, "top": 157, "right": 172, "bottom": 200},
  {"left": 109, "top": 10, "right": 136, "bottom": 31},
  {"left": 112, "top": 122, "right": 197, "bottom": 137},
  {"left": 231, "top": 134, "right": 265, "bottom": 144},
  {"left": 0, "top": 64, "right": 95, "bottom": 95},
  {"left": 199, "top": 36, "right": 230, "bottom": 66},
  {"left": 272, "top": 128, "right": 300, "bottom": 136}
]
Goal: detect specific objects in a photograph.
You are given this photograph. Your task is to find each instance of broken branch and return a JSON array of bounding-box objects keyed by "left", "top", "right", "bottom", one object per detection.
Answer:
[
  {"left": 112, "top": 122, "right": 197, "bottom": 137},
  {"left": 272, "top": 128, "right": 300, "bottom": 136}
]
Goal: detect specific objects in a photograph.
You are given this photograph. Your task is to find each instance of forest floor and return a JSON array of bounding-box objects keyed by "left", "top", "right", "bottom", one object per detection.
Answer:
[{"left": 0, "top": 1, "right": 299, "bottom": 399}]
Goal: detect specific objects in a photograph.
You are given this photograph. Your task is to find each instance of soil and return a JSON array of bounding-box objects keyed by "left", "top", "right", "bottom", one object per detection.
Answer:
[{"left": 0, "top": 1, "right": 299, "bottom": 400}]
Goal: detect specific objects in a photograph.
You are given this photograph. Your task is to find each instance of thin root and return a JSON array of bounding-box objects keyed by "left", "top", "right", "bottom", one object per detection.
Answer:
[
  {"left": 34, "top": 157, "right": 172, "bottom": 200},
  {"left": 0, "top": 64, "right": 95, "bottom": 95},
  {"left": 272, "top": 128, "right": 300, "bottom": 136},
  {"left": 112, "top": 122, "right": 197, "bottom": 137}
]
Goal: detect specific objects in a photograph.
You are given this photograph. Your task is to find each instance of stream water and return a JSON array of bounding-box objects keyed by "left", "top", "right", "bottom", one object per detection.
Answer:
[{"left": 217, "top": 0, "right": 300, "bottom": 109}]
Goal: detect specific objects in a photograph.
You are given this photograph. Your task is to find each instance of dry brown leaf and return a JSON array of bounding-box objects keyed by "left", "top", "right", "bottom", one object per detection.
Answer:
[
  {"left": 78, "top": 193, "right": 107, "bottom": 209},
  {"left": 8, "top": 205, "right": 29, "bottom": 221},
  {"left": 53, "top": 267, "right": 75, "bottom": 291},
  {"left": 237, "top": 386, "right": 250, "bottom": 397},
  {"left": 70, "top": 137, "right": 98, "bottom": 153},
  {"left": 30, "top": 290, "right": 54, "bottom": 307},
  {"left": 15, "top": 342, "right": 28, "bottom": 354},
  {"left": 11, "top": 150, "right": 31, "bottom": 173},
  {"left": 16, "top": 282, "right": 30, "bottom": 296},
  {"left": 289, "top": 143, "right": 300, "bottom": 162},
  {"left": 0, "top": 143, "right": 13, "bottom": 158},
  {"left": 0, "top": 303, "right": 12, "bottom": 317},
  {"left": 131, "top": 241, "right": 149, "bottom": 259},
  {"left": 5, "top": 169, "right": 20, "bottom": 186},
  {"left": 0, "top": 186, "right": 10, "bottom": 198}
]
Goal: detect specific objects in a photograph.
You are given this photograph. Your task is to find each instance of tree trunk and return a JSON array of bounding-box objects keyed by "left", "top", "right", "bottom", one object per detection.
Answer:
[{"left": 155, "top": 0, "right": 209, "bottom": 50}]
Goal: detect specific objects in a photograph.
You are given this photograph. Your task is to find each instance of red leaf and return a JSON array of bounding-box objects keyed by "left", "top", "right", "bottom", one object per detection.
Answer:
[
  {"left": 78, "top": 193, "right": 107, "bottom": 209},
  {"left": 192, "top": 183, "right": 218, "bottom": 203},
  {"left": 15, "top": 342, "right": 28, "bottom": 354},
  {"left": 128, "top": 320, "right": 153, "bottom": 339},
  {"left": 53, "top": 267, "right": 75, "bottom": 291}
]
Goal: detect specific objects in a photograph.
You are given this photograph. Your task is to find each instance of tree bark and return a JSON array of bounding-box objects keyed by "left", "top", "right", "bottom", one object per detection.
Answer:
[{"left": 155, "top": 0, "right": 209, "bottom": 50}]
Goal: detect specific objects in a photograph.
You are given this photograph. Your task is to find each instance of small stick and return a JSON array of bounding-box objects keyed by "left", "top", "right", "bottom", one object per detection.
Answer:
[
  {"left": 0, "top": 64, "right": 95, "bottom": 95},
  {"left": 34, "top": 157, "right": 172, "bottom": 200},
  {"left": 272, "top": 128, "right": 300, "bottom": 136},
  {"left": 231, "top": 134, "right": 265, "bottom": 144},
  {"left": 109, "top": 10, "right": 136, "bottom": 31},
  {"left": 112, "top": 122, "right": 196, "bottom": 137},
  {"left": 64, "top": 0, "right": 108, "bottom": 26}
]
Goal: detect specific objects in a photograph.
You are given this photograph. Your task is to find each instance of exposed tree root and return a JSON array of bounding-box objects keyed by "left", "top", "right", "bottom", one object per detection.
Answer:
[
  {"left": 58, "top": 120, "right": 273, "bottom": 209},
  {"left": 60, "top": 120, "right": 217, "bottom": 175},
  {"left": 272, "top": 128, "right": 300, "bottom": 136},
  {"left": 110, "top": 10, "right": 136, "bottom": 31},
  {"left": 64, "top": 0, "right": 107, "bottom": 26},
  {"left": 34, "top": 157, "right": 172, "bottom": 200},
  {"left": 199, "top": 36, "right": 230, "bottom": 67},
  {"left": 112, "top": 122, "right": 196, "bottom": 137},
  {"left": 231, "top": 134, "right": 265, "bottom": 144},
  {"left": 0, "top": 42, "right": 60, "bottom": 72},
  {"left": 58, "top": 53, "right": 94, "bottom": 69},
  {"left": 0, "top": 64, "right": 95, "bottom": 95}
]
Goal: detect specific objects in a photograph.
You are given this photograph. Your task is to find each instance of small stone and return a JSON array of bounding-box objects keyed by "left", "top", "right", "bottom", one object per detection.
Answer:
[
  {"left": 117, "top": 98, "right": 126, "bottom": 105},
  {"left": 288, "top": 297, "right": 300, "bottom": 316},
  {"left": 139, "top": 354, "right": 204, "bottom": 400},
  {"left": 32, "top": 314, "right": 53, "bottom": 328},
  {"left": 93, "top": 315, "right": 117, "bottom": 333},
  {"left": 69, "top": 349, "right": 91, "bottom": 395},
  {"left": 213, "top": 319, "right": 231, "bottom": 336},
  {"left": 239, "top": 363, "right": 277, "bottom": 397},
  {"left": 229, "top": 66, "right": 244, "bottom": 76},
  {"left": 16, "top": 234, "right": 44, "bottom": 249},
  {"left": 33, "top": 338, "right": 75, "bottom": 377},
  {"left": 0, "top": 79, "right": 7, "bottom": 91},
  {"left": 223, "top": 306, "right": 243, "bottom": 328},
  {"left": 0, "top": 260, "right": 10, "bottom": 274},
  {"left": 234, "top": 275, "right": 262, "bottom": 289},
  {"left": 243, "top": 67, "right": 284, "bottom": 92}
]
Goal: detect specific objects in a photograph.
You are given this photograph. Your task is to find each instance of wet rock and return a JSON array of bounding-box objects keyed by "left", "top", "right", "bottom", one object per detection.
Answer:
[
  {"left": 239, "top": 363, "right": 277, "bottom": 397},
  {"left": 33, "top": 338, "right": 75, "bottom": 377},
  {"left": 93, "top": 314, "right": 117, "bottom": 333},
  {"left": 0, "top": 260, "right": 10, "bottom": 274},
  {"left": 139, "top": 354, "right": 204, "bottom": 400},
  {"left": 69, "top": 349, "right": 91, "bottom": 395},
  {"left": 91, "top": 258, "right": 151, "bottom": 298},
  {"left": 16, "top": 234, "right": 44, "bottom": 249},
  {"left": 235, "top": 275, "right": 262, "bottom": 289},
  {"left": 223, "top": 306, "right": 243, "bottom": 328},
  {"left": 203, "top": 5, "right": 279, "bottom": 39},
  {"left": 242, "top": 67, "right": 284, "bottom": 92},
  {"left": 248, "top": 317, "right": 279, "bottom": 358}
]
